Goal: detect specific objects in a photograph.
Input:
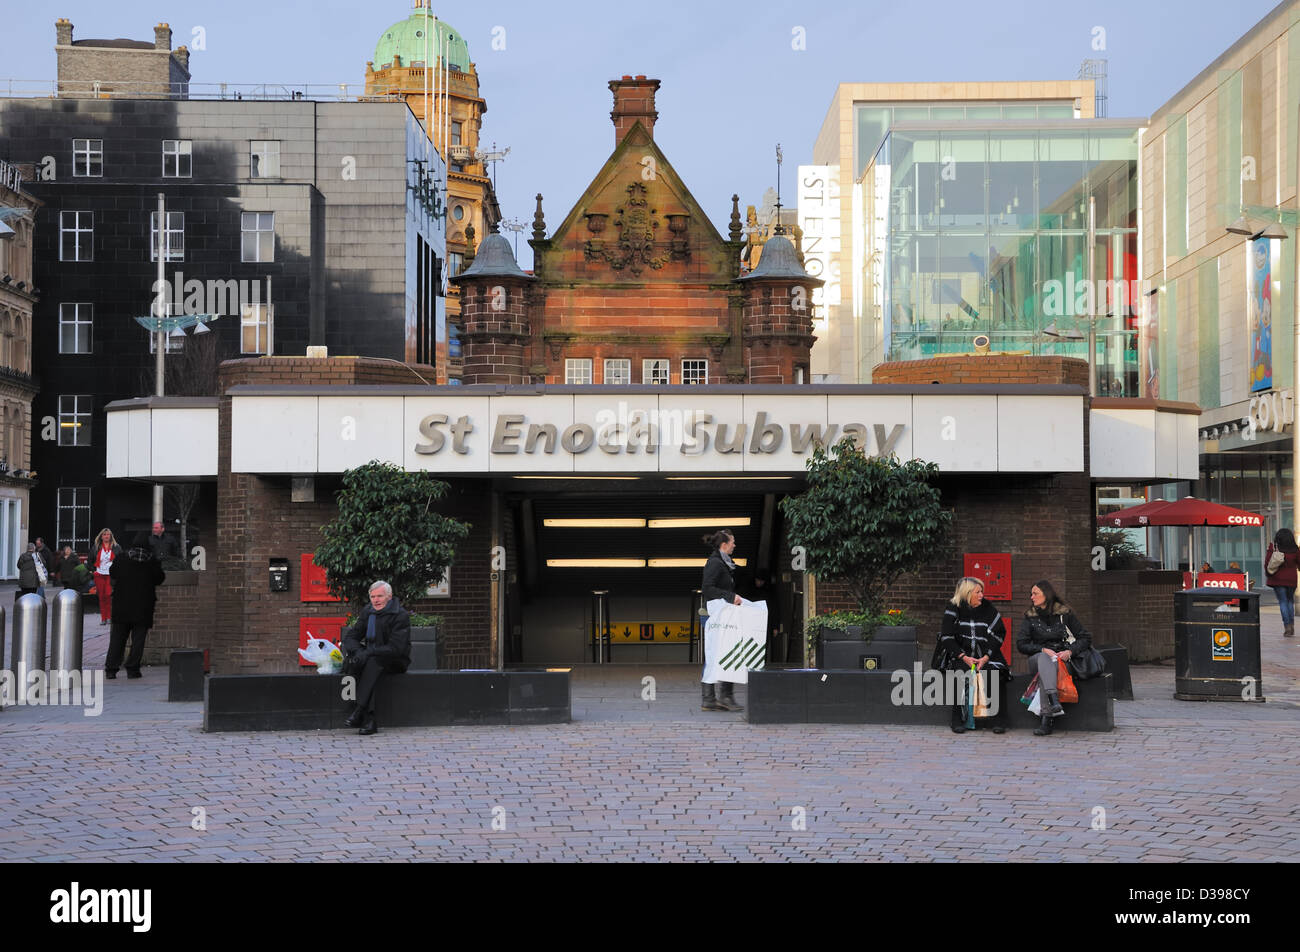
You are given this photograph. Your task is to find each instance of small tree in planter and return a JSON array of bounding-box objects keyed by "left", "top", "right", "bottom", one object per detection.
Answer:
[
  {"left": 314, "top": 461, "right": 471, "bottom": 613},
  {"left": 781, "top": 438, "right": 951, "bottom": 665}
]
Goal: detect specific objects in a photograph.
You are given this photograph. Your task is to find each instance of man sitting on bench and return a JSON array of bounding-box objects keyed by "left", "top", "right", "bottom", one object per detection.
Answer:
[{"left": 341, "top": 580, "right": 411, "bottom": 736}]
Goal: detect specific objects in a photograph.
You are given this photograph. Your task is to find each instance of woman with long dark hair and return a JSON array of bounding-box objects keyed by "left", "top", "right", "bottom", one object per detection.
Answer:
[
  {"left": 700, "top": 529, "right": 744, "bottom": 712},
  {"left": 939, "top": 577, "right": 1009, "bottom": 734},
  {"left": 1264, "top": 528, "right": 1300, "bottom": 638},
  {"left": 1016, "top": 580, "right": 1093, "bottom": 737}
]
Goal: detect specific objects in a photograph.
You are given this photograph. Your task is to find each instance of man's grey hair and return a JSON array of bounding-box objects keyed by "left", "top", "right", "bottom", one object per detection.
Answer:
[{"left": 368, "top": 580, "right": 393, "bottom": 596}]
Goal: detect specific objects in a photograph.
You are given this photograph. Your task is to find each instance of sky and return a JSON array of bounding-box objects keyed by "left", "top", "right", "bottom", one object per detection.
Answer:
[{"left": 2, "top": 0, "right": 1286, "bottom": 268}]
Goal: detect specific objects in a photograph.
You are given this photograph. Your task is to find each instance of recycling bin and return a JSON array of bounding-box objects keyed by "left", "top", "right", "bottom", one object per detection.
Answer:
[{"left": 1173, "top": 588, "right": 1263, "bottom": 701}]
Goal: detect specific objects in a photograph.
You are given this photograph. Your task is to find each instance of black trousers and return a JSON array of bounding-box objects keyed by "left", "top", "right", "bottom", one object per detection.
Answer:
[
  {"left": 354, "top": 655, "right": 406, "bottom": 717},
  {"left": 106, "top": 622, "right": 150, "bottom": 673}
]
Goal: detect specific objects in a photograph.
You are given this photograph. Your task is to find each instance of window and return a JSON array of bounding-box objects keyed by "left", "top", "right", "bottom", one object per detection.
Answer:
[
  {"left": 643, "top": 358, "right": 669, "bottom": 385},
  {"left": 451, "top": 121, "right": 463, "bottom": 146},
  {"left": 241, "top": 303, "right": 273, "bottom": 355},
  {"left": 448, "top": 251, "right": 463, "bottom": 276},
  {"left": 565, "top": 358, "right": 592, "bottom": 385},
  {"left": 56, "top": 487, "right": 92, "bottom": 554},
  {"left": 72, "top": 138, "right": 102, "bottom": 177},
  {"left": 250, "top": 140, "right": 280, "bottom": 178},
  {"left": 57, "top": 395, "right": 92, "bottom": 447},
  {"left": 682, "top": 359, "right": 708, "bottom": 385},
  {"left": 150, "top": 211, "right": 185, "bottom": 261},
  {"left": 604, "top": 358, "right": 631, "bottom": 385},
  {"left": 59, "top": 303, "right": 93, "bottom": 355},
  {"left": 241, "top": 212, "right": 274, "bottom": 263},
  {"left": 162, "top": 139, "right": 192, "bottom": 177},
  {"left": 59, "top": 211, "right": 93, "bottom": 262}
]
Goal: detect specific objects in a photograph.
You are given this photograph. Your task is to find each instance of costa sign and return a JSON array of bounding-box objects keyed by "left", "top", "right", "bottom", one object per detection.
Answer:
[{"left": 1245, "top": 388, "right": 1293, "bottom": 436}]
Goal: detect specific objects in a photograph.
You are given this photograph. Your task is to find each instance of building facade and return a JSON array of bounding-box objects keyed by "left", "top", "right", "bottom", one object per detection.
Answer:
[{"left": 54, "top": 19, "right": 191, "bottom": 99}]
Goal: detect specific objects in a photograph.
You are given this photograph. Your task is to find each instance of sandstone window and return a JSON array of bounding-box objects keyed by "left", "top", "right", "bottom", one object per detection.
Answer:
[
  {"left": 643, "top": 359, "right": 669, "bottom": 385},
  {"left": 162, "top": 139, "right": 192, "bottom": 178},
  {"left": 56, "top": 487, "right": 92, "bottom": 553},
  {"left": 59, "top": 211, "right": 93, "bottom": 262},
  {"left": 241, "top": 212, "right": 275, "bottom": 263},
  {"left": 565, "top": 358, "right": 592, "bottom": 385},
  {"left": 59, "top": 303, "right": 93, "bottom": 355},
  {"left": 250, "top": 140, "right": 280, "bottom": 178},
  {"left": 682, "top": 359, "right": 708, "bottom": 385},
  {"left": 451, "top": 121, "right": 463, "bottom": 146},
  {"left": 604, "top": 359, "right": 631, "bottom": 385},
  {"left": 72, "top": 139, "right": 102, "bottom": 177},
  {"left": 241, "top": 303, "right": 273, "bottom": 355},
  {"left": 57, "top": 395, "right": 92, "bottom": 447},
  {"left": 150, "top": 211, "right": 185, "bottom": 262}
]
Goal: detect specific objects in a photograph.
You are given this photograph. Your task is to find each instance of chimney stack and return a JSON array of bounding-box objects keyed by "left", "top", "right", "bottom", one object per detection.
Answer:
[
  {"left": 55, "top": 18, "right": 73, "bottom": 46},
  {"left": 154, "top": 22, "right": 172, "bottom": 51},
  {"left": 609, "top": 75, "right": 660, "bottom": 146}
]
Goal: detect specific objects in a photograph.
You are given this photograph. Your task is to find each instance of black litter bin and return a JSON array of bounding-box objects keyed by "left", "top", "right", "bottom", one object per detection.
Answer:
[{"left": 1174, "top": 588, "right": 1264, "bottom": 701}]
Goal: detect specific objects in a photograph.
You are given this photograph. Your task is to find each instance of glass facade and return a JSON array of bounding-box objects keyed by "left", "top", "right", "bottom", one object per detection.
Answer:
[{"left": 863, "top": 122, "right": 1140, "bottom": 393}]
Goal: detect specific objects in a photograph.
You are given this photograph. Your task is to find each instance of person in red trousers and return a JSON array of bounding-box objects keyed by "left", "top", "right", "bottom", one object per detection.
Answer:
[{"left": 90, "top": 528, "right": 121, "bottom": 626}]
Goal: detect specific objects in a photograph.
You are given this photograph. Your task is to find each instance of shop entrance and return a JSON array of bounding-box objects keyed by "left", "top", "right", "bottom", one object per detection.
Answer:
[{"left": 500, "top": 478, "right": 801, "bottom": 666}]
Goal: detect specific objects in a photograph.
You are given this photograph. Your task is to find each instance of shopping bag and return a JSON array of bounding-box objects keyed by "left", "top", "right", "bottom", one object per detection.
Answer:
[
  {"left": 1057, "top": 659, "right": 1079, "bottom": 703},
  {"left": 1028, "top": 689, "right": 1042, "bottom": 716},
  {"left": 1020, "top": 673, "right": 1040, "bottom": 706},
  {"left": 972, "top": 668, "right": 991, "bottom": 718},
  {"left": 703, "top": 598, "right": 768, "bottom": 684}
]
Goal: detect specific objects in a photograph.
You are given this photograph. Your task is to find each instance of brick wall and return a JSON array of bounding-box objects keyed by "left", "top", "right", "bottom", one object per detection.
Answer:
[
  {"left": 742, "top": 280, "right": 816, "bottom": 384},
  {"left": 1093, "top": 570, "right": 1182, "bottom": 662},
  {"left": 145, "top": 569, "right": 218, "bottom": 665},
  {"left": 873, "top": 354, "right": 1090, "bottom": 387}
]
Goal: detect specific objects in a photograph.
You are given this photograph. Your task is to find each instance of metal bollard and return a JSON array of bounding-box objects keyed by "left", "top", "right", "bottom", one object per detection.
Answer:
[
  {"left": 50, "top": 589, "right": 83, "bottom": 673},
  {"left": 12, "top": 593, "right": 47, "bottom": 675}
]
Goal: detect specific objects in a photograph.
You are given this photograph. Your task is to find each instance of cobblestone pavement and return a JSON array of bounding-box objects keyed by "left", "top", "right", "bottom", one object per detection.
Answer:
[{"left": 1, "top": 585, "right": 1297, "bottom": 862}]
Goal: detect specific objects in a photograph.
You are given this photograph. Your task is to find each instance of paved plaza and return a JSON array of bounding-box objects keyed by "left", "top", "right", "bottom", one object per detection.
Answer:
[{"left": 1, "top": 589, "right": 1297, "bottom": 863}]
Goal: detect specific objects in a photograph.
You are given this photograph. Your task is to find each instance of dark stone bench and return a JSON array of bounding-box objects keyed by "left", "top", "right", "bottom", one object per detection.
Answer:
[
  {"left": 1097, "top": 644, "right": 1133, "bottom": 700},
  {"left": 747, "top": 667, "right": 1114, "bottom": 731},
  {"left": 203, "top": 669, "right": 571, "bottom": 732}
]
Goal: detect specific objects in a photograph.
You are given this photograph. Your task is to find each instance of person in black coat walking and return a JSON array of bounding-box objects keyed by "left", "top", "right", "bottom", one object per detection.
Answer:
[
  {"left": 341, "top": 580, "right": 411, "bottom": 735},
  {"left": 939, "top": 577, "right": 1009, "bottom": 734},
  {"left": 1016, "top": 579, "right": 1092, "bottom": 737},
  {"left": 105, "top": 533, "right": 166, "bottom": 679},
  {"left": 700, "top": 529, "right": 744, "bottom": 713}
]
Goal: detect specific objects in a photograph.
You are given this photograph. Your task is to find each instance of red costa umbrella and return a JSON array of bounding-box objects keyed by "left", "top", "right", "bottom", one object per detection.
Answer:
[{"left": 1096, "top": 497, "right": 1264, "bottom": 586}]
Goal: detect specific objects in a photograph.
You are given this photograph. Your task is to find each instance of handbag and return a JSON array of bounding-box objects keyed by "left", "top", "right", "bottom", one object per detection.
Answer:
[
  {"left": 1068, "top": 645, "right": 1106, "bottom": 680},
  {"left": 1057, "top": 659, "right": 1079, "bottom": 703},
  {"left": 929, "top": 637, "right": 955, "bottom": 671},
  {"left": 1267, "top": 547, "right": 1285, "bottom": 575}
]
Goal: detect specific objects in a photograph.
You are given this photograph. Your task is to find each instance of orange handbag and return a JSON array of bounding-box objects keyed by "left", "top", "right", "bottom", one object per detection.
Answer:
[{"left": 1057, "top": 659, "right": 1079, "bottom": 703}]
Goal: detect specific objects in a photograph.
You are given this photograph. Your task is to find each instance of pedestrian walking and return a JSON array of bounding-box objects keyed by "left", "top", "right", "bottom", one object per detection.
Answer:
[
  {"left": 938, "top": 576, "right": 1009, "bottom": 734},
  {"left": 105, "top": 533, "right": 165, "bottom": 679},
  {"left": 1264, "top": 528, "right": 1299, "bottom": 638},
  {"left": 90, "top": 528, "right": 121, "bottom": 625},
  {"left": 16, "top": 542, "right": 43, "bottom": 596},
  {"left": 700, "top": 529, "right": 743, "bottom": 712},
  {"left": 1016, "top": 580, "right": 1092, "bottom": 737}
]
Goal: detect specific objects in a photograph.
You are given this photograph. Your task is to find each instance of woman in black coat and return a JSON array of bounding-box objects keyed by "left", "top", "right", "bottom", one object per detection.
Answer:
[
  {"left": 105, "top": 533, "right": 166, "bottom": 679},
  {"left": 1016, "top": 579, "right": 1092, "bottom": 737},
  {"left": 700, "top": 529, "right": 744, "bottom": 713},
  {"left": 939, "top": 577, "right": 1009, "bottom": 734}
]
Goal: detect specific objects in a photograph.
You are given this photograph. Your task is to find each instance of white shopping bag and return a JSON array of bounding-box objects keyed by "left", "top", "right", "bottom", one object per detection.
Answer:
[
  {"left": 702, "top": 597, "right": 768, "bottom": 685},
  {"left": 1027, "top": 688, "right": 1042, "bottom": 716}
]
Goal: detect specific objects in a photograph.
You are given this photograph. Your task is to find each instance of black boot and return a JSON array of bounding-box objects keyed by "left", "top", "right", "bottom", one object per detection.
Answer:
[
  {"left": 716, "top": 681, "right": 744, "bottom": 712},
  {"left": 358, "top": 718, "right": 378, "bottom": 736},
  {"left": 344, "top": 706, "right": 364, "bottom": 729},
  {"left": 701, "top": 683, "right": 725, "bottom": 711},
  {"left": 1045, "top": 690, "right": 1064, "bottom": 716},
  {"left": 1033, "top": 713, "right": 1054, "bottom": 736}
]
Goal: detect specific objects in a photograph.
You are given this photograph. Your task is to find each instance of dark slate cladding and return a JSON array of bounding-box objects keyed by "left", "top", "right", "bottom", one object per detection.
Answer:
[{"left": 0, "top": 96, "right": 443, "bottom": 542}]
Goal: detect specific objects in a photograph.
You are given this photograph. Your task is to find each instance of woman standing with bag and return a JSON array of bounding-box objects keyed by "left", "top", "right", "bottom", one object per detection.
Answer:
[
  {"left": 1016, "top": 580, "right": 1092, "bottom": 737},
  {"left": 700, "top": 529, "right": 744, "bottom": 713},
  {"left": 1264, "top": 528, "right": 1299, "bottom": 638},
  {"left": 938, "top": 577, "right": 1009, "bottom": 734},
  {"left": 90, "top": 528, "right": 121, "bottom": 626}
]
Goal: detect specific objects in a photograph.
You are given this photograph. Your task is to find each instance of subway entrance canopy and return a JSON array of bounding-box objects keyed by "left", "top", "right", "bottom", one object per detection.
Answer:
[{"left": 104, "top": 370, "right": 1198, "bottom": 672}]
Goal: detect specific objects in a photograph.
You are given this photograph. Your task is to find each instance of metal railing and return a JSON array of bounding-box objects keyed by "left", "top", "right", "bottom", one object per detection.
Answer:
[{"left": 0, "top": 79, "right": 400, "bottom": 102}]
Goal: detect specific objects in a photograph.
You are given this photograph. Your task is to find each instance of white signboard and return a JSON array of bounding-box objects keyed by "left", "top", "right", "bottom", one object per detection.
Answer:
[{"left": 797, "top": 165, "right": 841, "bottom": 312}]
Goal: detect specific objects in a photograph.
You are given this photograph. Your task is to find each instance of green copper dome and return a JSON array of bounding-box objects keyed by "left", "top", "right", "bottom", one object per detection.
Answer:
[{"left": 373, "top": 10, "right": 469, "bottom": 71}]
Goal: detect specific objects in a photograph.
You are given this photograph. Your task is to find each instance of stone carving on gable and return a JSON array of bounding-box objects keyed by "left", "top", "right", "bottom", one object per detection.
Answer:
[{"left": 584, "top": 182, "right": 688, "bottom": 275}]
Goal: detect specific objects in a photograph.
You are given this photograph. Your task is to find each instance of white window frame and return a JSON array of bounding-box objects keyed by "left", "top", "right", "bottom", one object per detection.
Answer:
[
  {"left": 643, "top": 358, "right": 670, "bottom": 385},
  {"left": 57, "top": 395, "right": 92, "bottom": 447},
  {"left": 451, "top": 121, "right": 463, "bottom": 146},
  {"left": 72, "top": 138, "right": 103, "bottom": 177},
  {"left": 565, "top": 358, "right": 593, "bottom": 385},
  {"left": 603, "top": 358, "right": 631, "bottom": 385},
  {"left": 59, "top": 211, "right": 93, "bottom": 262},
  {"left": 58, "top": 303, "right": 93, "bottom": 355},
  {"left": 240, "top": 303, "right": 274, "bottom": 356},
  {"left": 162, "top": 139, "right": 192, "bottom": 178},
  {"left": 682, "top": 359, "right": 708, "bottom": 385},
  {"left": 250, "top": 140, "right": 280, "bottom": 178},
  {"left": 56, "top": 487, "right": 92, "bottom": 554},
  {"left": 150, "top": 210, "right": 185, "bottom": 262},
  {"left": 241, "top": 212, "right": 275, "bottom": 263}
]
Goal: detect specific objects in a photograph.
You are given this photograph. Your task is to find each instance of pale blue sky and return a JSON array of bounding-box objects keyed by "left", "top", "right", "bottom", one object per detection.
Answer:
[{"left": 3, "top": 0, "right": 1286, "bottom": 266}]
